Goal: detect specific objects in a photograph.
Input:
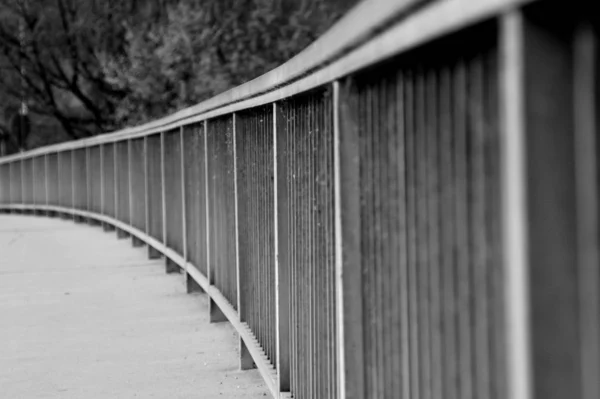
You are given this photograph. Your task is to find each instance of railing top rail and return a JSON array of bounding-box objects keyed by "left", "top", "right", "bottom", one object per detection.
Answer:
[{"left": 0, "top": 0, "right": 533, "bottom": 165}]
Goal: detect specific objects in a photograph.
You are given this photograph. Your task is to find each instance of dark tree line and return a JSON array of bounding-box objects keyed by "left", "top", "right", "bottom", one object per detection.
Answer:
[{"left": 0, "top": 0, "right": 355, "bottom": 153}]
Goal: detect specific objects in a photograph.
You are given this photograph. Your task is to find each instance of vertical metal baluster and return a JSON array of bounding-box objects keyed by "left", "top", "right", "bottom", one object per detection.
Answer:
[
  {"left": 111, "top": 144, "right": 116, "bottom": 217},
  {"left": 234, "top": 112, "right": 253, "bottom": 367},
  {"left": 470, "top": 51, "right": 491, "bottom": 399},
  {"left": 128, "top": 140, "right": 133, "bottom": 227},
  {"left": 291, "top": 100, "right": 298, "bottom": 395},
  {"left": 71, "top": 150, "right": 76, "bottom": 212},
  {"left": 274, "top": 100, "right": 291, "bottom": 393},
  {"left": 100, "top": 146, "right": 105, "bottom": 215},
  {"left": 574, "top": 22, "right": 600, "bottom": 399},
  {"left": 204, "top": 121, "right": 211, "bottom": 283},
  {"left": 308, "top": 95, "right": 315, "bottom": 396},
  {"left": 32, "top": 158, "right": 35, "bottom": 206},
  {"left": 429, "top": 63, "right": 444, "bottom": 399},
  {"left": 161, "top": 132, "right": 167, "bottom": 246},
  {"left": 11, "top": 161, "right": 15, "bottom": 205},
  {"left": 509, "top": 6, "right": 589, "bottom": 399},
  {"left": 11, "top": 161, "right": 15, "bottom": 206},
  {"left": 8, "top": 162, "right": 12, "bottom": 205},
  {"left": 234, "top": 114, "right": 242, "bottom": 317},
  {"left": 500, "top": 12, "right": 531, "bottom": 399},
  {"left": 180, "top": 127, "right": 188, "bottom": 275},
  {"left": 144, "top": 137, "right": 150, "bottom": 237},
  {"left": 20, "top": 157, "right": 24, "bottom": 206},
  {"left": 57, "top": 152, "right": 62, "bottom": 209},
  {"left": 334, "top": 79, "right": 365, "bottom": 399},
  {"left": 45, "top": 154, "right": 49, "bottom": 207},
  {"left": 31, "top": 157, "right": 35, "bottom": 206},
  {"left": 145, "top": 137, "right": 158, "bottom": 257},
  {"left": 33, "top": 158, "right": 36, "bottom": 206}
]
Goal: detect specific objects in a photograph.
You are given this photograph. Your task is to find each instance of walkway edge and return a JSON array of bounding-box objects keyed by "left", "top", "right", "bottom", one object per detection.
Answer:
[{"left": 0, "top": 204, "right": 287, "bottom": 399}]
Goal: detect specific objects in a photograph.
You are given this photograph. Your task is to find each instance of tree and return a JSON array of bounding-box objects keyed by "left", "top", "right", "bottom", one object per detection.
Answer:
[
  {"left": 101, "top": 0, "right": 351, "bottom": 126},
  {"left": 0, "top": 0, "right": 125, "bottom": 141},
  {"left": 0, "top": 0, "right": 356, "bottom": 153}
]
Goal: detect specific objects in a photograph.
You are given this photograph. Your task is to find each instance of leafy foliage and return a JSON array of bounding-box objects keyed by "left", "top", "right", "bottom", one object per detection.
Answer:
[
  {"left": 101, "top": 0, "right": 347, "bottom": 126},
  {"left": 0, "top": 0, "right": 353, "bottom": 152}
]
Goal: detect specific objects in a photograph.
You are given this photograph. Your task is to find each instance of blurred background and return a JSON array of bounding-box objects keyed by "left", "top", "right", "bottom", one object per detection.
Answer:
[{"left": 0, "top": 0, "right": 357, "bottom": 155}]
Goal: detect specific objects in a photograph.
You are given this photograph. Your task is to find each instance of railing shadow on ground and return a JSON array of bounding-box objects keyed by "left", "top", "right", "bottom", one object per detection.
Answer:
[{"left": 1, "top": 1, "right": 600, "bottom": 399}]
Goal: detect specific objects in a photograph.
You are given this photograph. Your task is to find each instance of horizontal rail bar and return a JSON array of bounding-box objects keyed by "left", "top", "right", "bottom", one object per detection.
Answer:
[
  {"left": 2, "top": 3, "right": 597, "bottom": 399},
  {"left": 0, "top": 0, "right": 537, "bottom": 165}
]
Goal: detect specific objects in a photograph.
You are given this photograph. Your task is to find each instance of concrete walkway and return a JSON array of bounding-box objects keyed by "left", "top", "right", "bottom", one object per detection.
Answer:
[{"left": 0, "top": 215, "right": 269, "bottom": 398}]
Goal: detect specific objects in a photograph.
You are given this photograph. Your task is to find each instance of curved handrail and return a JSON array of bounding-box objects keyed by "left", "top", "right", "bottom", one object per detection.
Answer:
[
  {"left": 0, "top": 0, "right": 531, "bottom": 164},
  {"left": 0, "top": 1, "right": 551, "bottom": 398}
]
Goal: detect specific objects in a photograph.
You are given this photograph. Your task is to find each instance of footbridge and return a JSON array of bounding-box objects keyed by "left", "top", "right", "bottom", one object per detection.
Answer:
[{"left": 1, "top": 0, "right": 599, "bottom": 398}]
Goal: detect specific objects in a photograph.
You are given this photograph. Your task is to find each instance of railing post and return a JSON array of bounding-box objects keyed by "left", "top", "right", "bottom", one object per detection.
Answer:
[
  {"left": 11, "top": 161, "right": 15, "bottom": 205},
  {"left": 100, "top": 144, "right": 112, "bottom": 232},
  {"left": 7, "top": 162, "right": 12, "bottom": 208},
  {"left": 87, "top": 147, "right": 92, "bottom": 213},
  {"left": 0, "top": 162, "right": 7, "bottom": 208},
  {"left": 144, "top": 137, "right": 149, "bottom": 236},
  {"left": 100, "top": 145, "right": 104, "bottom": 215},
  {"left": 31, "top": 158, "right": 35, "bottom": 207},
  {"left": 574, "top": 21, "right": 600, "bottom": 399},
  {"left": 70, "top": 150, "right": 75, "bottom": 211},
  {"left": 31, "top": 157, "right": 35, "bottom": 207},
  {"left": 231, "top": 112, "right": 252, "bottom": 366},
  {"left": 274, "top": 101, "right": 290, "bottom": 391},
  {"left": 181, "top": 126, "right": 201, "bottom": 292},
  {"left": 21, "top": 159, "right": 25, "bottom": 206},
  {"left": 233, "top": 114, "right": 241, "bottom": 314},
  {"left": 114, "top": 143, "right": 118, "bottom": 220},
  {"left": 20, "top": 157, "right": 24, "bottom": 207},
  {"left": 34, "top": 158, "right": 38, "bottom": 208},
  {"left": 128, "top": 140, "right": 133, "bottom": 227},
  {"left": 33, "top": 157, "right": 37, "bottom": 208},
  {"left": 8, "top": 161, "right": 12, "bottom": 206},
  {"left": 203, "top": 119, "right": 219, "bottom": 304},
  {"left": 501, "top": 6, "right": 587, "bottom": 399},
  {"left": 145, "top": 136, "right": 161, "bottom": 259},
  {"left": 44, "top": 154, "right": 49, "bottom": 208},
  {"left": 57, "top": 152, "right": 61, "bottom": 210},
  {"left": 85, "top": 146, "right": 97, "bottom": 225},
  {"left": 141, "top": 136, "right": 157, "bottom": 257},
  {"left": 41, "top": 156, "right": 45, "bottom": 209},
  {"left": 160, "top": 131, "right": 179, "bottom": 273},
  {"left": 12, "top": 161, "right": 16, "bottom": 206},
  {"left": 499, "top": 12, "right": 533, "bottom": 399},
  {"left": 204, "top": 121, "right": 212, "bottom": 282},
  {"left": 204, "top": 119, "right": 226, "bottom": 322},
  {"left": 129, "top": 139, "right": 143, "bottom": 247},
  {"left": 180, "top": 126, "right": 188, "bottom": 266},
  {"left": 27, "top": 158, "right": 31, "bottom": 206},
  {"left": 71, "top": 149, "right": 81, "bottom": 222},
  {"left": 114, "top": 141, "right": 127, "bottom": 237},
  {"left": 9, "top": 161, "right": 12, "bottom": 206},
  {"left": 334, "top": 80, "right": 364, "bottom": 399},
  {"left": 160, "top": 132, "right": 167, "bottom": 247},
  {"left": 59, "top": 151, "right": 68, "bottom": 218}
]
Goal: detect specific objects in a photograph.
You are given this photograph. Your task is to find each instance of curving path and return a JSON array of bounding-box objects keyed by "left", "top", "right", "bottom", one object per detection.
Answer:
[{"left": 0, "top": 215, "right": 270, "bottom": 399}]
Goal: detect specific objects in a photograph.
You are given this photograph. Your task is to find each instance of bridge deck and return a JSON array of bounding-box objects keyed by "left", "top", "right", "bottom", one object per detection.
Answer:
[{"left": 0, "top": 215, "right": 269, "bottom": 398}]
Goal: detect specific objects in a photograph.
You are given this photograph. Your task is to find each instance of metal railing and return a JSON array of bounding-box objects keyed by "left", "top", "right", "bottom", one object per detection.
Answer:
[{"left": 1, "top": 1, "right": 599, "bottom": 398}]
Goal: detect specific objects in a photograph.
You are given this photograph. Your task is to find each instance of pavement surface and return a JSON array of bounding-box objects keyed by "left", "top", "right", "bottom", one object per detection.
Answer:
[{"left": 0, "top": 214, "right": 270, "bottom": 399}]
